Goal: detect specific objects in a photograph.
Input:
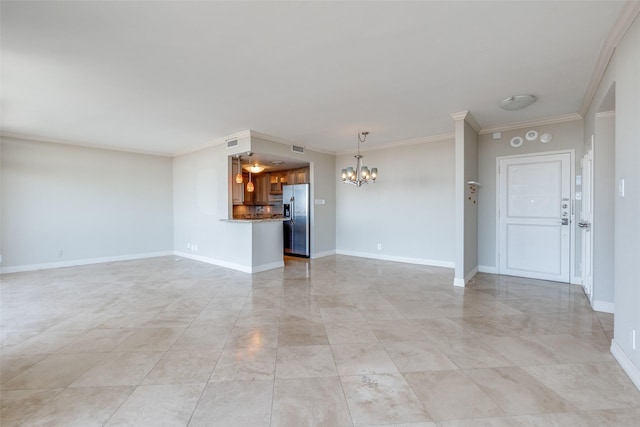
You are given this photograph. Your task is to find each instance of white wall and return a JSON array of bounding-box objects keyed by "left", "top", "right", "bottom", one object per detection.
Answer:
[
  {"left": 173, "top": 142, "right": 253, "bottom": 270},
  {"left": 610, "top": 13, "right": 640, "bottom": 387},
  {"left": 336, "top": 139, "right": 455, "bottom": 266},
  {"left": 583, "top": 51, "right": 617, "bottom": 312},
  {"left": 593, "top": 112, "right": 615, "bottom": 308},
  {"left": 1, "top": 137, "right": 174, "bottom": 271},
  {"left": 477, "top": 120, "right": 584, "bottom": 278}
]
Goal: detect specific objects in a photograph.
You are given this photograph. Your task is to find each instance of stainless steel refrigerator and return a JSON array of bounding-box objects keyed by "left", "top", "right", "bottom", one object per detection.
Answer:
[{"left": 283, "top": 184, "right": 310, "bottom": 257}]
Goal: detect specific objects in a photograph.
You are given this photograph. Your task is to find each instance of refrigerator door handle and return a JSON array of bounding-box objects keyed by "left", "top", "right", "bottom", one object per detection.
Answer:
[{"left": 290, "top": 196, "right": 295, "bottom": 225}]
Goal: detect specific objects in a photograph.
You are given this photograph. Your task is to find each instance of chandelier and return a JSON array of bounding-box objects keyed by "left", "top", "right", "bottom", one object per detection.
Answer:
[{"left": 340, "top": 131, "right": 378, "bottom": 187}]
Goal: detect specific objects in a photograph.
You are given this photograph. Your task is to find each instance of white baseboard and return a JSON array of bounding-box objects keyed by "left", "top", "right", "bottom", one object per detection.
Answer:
[
  {"left": 478, "top": 265, "right": 498, "bottom": 274},
  {"left": 335, "top": 250, "right": 454, "bottom": 269},
  {"left": 174, "top": 251, "right": 283, "bottom": 274},
  {"left": 0, "top": 251, "right": 174, "bottom": 274},
  {"left": 251, "top": 261, "right": 285, "bottom": 273},
  {"left": 453, "top": 266, "right": 479, "bottom": 287},
  {"left": 311, "top": 250, "right": 336, "bottom": 259},
  {"left": 571, "top": 276, "right": 583, "bottom": 285},
  {"left": 453, "top": 278, "right": 466, "bottom": 287},
  {"left": 592, "top": 300, "right": 615, "bottom": 314},
  {"left": 611, "top": 339, "right": 640, "bottom": 392}
]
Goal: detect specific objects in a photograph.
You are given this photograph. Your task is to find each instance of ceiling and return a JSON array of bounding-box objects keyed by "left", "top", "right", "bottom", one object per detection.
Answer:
[{"left": 0, "top": 1, "right": 629, "bottom": 156}]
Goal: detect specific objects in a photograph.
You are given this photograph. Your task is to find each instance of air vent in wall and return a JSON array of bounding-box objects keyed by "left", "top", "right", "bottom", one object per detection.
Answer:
[
  {"left": 226, "top": 139, "right": 238, "bottom": 149},
  {"left": 291, "top": 145, "right": 305, "bottom": 154}
]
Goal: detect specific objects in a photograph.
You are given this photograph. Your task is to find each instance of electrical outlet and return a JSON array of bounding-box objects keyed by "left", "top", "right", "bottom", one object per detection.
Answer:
[
  {"left": 58, "top": 250, "right": 64, "bottom": 257},
  {"left": 193, "top": 244, "right": 198, "bottom": 252},
  {"left": 187, "top": 243, "right": 191, "bottom": 250},
  {"left": 377, "top": 243, "right": 382, "bottom": 251}
]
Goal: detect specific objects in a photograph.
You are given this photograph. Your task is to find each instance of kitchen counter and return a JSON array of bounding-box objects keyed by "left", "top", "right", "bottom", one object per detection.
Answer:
[
  {"left": 221, "top": 217, "right": 288, "bottom": 223},
  {"left": 216, "top": 219, "right": 284, "bottom": 273}
]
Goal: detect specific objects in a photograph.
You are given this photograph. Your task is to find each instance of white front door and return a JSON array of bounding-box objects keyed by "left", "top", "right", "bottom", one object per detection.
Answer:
[
  {"left": 498, "top": 152, "right": 572, "bottom": 282},
  {"left": 580, "top": 149, "right": 594, "bottom": 301}
]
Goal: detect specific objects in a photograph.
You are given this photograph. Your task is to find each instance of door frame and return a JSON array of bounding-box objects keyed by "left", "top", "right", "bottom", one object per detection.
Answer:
[
  {"left": 580, "top": 145, "right": 594, "bottom": 302},
  {"left": 495, "top": 149, "right": 577, "bottom": 284}
]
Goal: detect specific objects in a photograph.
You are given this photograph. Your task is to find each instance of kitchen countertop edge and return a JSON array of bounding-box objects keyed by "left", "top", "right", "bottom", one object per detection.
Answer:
[{"left": 221, "top": 218, "right": 289, "bottom": 223}]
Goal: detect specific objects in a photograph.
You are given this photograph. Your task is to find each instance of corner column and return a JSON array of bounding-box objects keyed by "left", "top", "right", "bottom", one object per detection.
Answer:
[{"left": 451, "top": 111, "right": 480, "bottom": 287}]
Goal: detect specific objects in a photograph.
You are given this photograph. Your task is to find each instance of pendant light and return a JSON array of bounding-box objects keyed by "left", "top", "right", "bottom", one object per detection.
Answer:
[
  {"left": 235, "top": 155, "right": 243, "bottom": 184},
  {"left": 244, "top": 152, "right": 258, "bottom": 192},
  {"left": 340, "top": 131, "right": 378, "bottom": 187},
  {"left": 247, "top": 171, "right": 254, "bottom": 192}
]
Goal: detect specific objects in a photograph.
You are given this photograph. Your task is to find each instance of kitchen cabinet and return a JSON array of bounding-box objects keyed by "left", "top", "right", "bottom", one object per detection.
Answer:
[
  {"left": 269, "top": 172, "right": 287, "bottom": 195},
  {"left": 286, "top": 167, "right": 309, "bottom": 185},
  {"left": 254, "top": 174, "right": 270, "bottom": 205},
  {"left": 232, "top": 168, "right": 308, "bottom": 206},
  {"left": 269, "top": 172, "right": 286, "bottom": 204},
  {"left": 295, "top": 168, "right": 309, "bottom": 184},
  {"left": 232, "top": 179, "right": 244, "bottom": 205}
]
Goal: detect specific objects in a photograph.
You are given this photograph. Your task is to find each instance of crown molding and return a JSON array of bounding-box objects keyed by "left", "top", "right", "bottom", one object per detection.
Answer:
[
  {"left": 0, "top": 132, "right": 173, "bottom": 157},
  {"left": 465, "top": 113, "right": 481, "bottom": 134},
  {"left": 449, "top": 111, "right": 469, "bottom": 121},
  {"left": 595, "top": 110, "right": 616, "bottom": 119},
  {"left": 450, "top": 111, "right": 481, "bottom": 133},
  {"left": 478, "top": 113, "right": 583, "bottom": 135},
  {"left": 579, "top": 1, "right": 640, "bottom": 116},
  {"left": 172, "top": 129, "right": 251, "bottom": 157},
  {"left": 249, "top": 130, "right": 335, "bottom": 156},
  {"left": 336, "top": 133, "right": 454, "bottom": 155},
  {"left": 249, "top": 130, "right": 295, "bottom": 146}
]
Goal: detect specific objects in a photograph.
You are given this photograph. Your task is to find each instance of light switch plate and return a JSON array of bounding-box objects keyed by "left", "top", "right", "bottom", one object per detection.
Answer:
[{"left": 619, "top": 179, "right": 625, "bottom": 197}]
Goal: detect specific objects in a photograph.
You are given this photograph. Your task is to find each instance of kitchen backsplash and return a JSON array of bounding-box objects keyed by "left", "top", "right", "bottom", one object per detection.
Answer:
[{"left": 233, "top": 204, "right": 284, "bottom": 219}]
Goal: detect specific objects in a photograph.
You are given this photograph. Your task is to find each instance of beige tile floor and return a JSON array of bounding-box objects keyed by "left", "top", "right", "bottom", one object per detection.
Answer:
[{"left": 1, "top": 255, "right": 639, "bottom": 426}]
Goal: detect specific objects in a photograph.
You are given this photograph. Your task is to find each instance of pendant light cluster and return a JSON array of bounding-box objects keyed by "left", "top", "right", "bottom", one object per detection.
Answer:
[
  {"left": 340, "top": 131, "right": 378, "bottom": 187},
  {"left": 234, "top": 153, "right": 265, "bottom": 193}
]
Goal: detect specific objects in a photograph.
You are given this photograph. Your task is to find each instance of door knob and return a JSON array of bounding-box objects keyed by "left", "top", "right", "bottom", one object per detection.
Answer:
[{"left": 578, "top": 222, "right": 591, "bottom": 229}]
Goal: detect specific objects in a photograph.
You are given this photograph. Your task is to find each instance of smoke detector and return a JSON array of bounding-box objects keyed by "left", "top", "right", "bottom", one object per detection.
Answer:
[{"left": 499, "top": 95, "right": 537, "bottom": 111}]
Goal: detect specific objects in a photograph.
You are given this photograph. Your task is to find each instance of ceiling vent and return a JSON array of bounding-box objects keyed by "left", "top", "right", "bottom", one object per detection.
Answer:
[
  {"left": 291, "top": 145, "right": 305, "bottom": 154},
  {"left": 226, "top": 139, "right": 238, "bottom": 149}
]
